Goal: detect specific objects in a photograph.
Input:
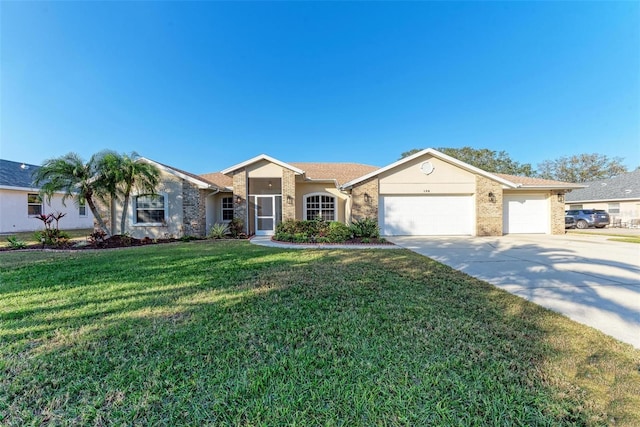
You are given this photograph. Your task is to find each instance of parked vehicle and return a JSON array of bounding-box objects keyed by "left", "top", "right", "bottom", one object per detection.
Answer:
[
  {"left": 565, "top": 216, "right": 576, "bottom": 229},
  {"left": 565, "top": 209, "right": 610, "bottom": 229}
]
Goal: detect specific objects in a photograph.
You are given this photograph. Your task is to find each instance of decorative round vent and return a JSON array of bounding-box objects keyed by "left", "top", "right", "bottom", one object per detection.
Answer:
[{"left": 420, "top": 161, "right": 434, "bottom": 175}]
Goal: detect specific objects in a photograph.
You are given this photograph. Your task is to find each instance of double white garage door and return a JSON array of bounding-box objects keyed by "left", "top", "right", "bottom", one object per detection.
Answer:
[
  {"left": 380, "top": 195, "right": 474, "bottom": 236},
  {"left": 380, "top": 194, "right": 549, "bottom": 236}
]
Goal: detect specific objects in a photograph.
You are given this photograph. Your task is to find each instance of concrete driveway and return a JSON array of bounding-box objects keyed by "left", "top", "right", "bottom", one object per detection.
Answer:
[{"left": 388, "top": 234, "right": 640, "bottom": 349}]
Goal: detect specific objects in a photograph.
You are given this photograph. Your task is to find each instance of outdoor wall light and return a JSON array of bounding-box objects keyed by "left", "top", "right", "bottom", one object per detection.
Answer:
[
  {"left": 557, "top": 193, "right": 565, "bottom": 203},
  {"left": 235, "top": 195, "right": 242, "bottom": 204},
  {"left": 488, "top": 192, "right": 496, "bottom": 203},
  {"left": 286, "top": 195, "right": 294, "bottom": 205},
  {"left": 364, "top": 193, "right": 372, "bottom": 204},
  {"left": 268, "top": 180, "right": 273, "bottom": 189}
]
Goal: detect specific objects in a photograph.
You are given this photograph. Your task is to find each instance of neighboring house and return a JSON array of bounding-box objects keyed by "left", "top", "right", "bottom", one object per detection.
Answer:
[
  {"left": 0, "top": 159, "right": 95, "bottom": 234},
  {"left": 120, "top": 149, "right": 582, "bottom": 239},
  {"left": 564, "top": 169, "right": 640, "bottom": 227}
]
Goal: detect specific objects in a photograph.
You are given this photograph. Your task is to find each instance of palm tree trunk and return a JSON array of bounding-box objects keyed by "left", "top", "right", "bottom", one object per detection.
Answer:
[
  {"left": 120, "top": 193, "right": 130, "bottom": 235},
  {"left": 87, "top": 197, "right": 111, "bottom": 236}
]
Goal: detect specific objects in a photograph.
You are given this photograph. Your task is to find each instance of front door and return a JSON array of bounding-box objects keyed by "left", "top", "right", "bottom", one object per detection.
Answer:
[{"left": 254, "top": 195, "right": 281, "bottom": 236}]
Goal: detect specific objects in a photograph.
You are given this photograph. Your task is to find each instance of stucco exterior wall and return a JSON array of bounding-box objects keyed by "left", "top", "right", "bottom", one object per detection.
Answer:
[
  {"left": 0, "top": 188, "right": 95, "bottom": 233},
  {"left": 475, "top": 176, "right": 503, "bottom": 236},
  {"left": 294, "top": 182, "right": 348, "bottom": 223},
  {"left": 379, "top": 154, "right": 475, "bottom": 195},
  {"left": 351, "top": 177, "right": 379, "bottom": 221}
]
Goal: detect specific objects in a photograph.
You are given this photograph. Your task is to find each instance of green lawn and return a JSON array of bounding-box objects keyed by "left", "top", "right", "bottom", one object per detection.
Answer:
[{"left": 1, "top": 241, "right": 639, "bottom": 426}]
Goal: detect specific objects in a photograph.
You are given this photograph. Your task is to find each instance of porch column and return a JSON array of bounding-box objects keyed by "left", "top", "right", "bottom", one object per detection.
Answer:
[
  {"left": 233, "top": 169, "right": 248, "bottom": 234},
  {"left": 282, "top": 169, "right": 296, "bottom": 221}
]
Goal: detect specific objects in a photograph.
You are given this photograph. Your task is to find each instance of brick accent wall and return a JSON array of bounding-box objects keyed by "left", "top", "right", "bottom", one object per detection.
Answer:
[
  {"left": 233, "top": 170, "right": 248, "bottom": 234},
  {"left": 475, "top": 175, "right": 503, "bottom": 236},
  {"left": 550, "top": 192, "right": 565, "bottom": 235},
  {"left": 351, "top": 177, "right": 379, "bottom": 221},
  {"left": 182, "top": 179, "right": 206, "bottom": 237},
  {"left": 282, "top": 169, "right": 296, "bottom": 221}
]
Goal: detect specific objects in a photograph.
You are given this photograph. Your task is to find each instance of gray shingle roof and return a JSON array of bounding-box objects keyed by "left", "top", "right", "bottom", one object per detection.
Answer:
[
  {"left": 564, "top": 169, "right": 640, "bottom": 202},
  {"left": 0, "top": 159, "right": 40, "bottom": 189}
]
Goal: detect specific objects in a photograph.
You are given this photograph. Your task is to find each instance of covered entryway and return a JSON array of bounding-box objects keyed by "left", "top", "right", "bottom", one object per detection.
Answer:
[
  {"left": 380, "top": 195, "right": 474, "bottom": 236},
  {"left": 503, "top": 194, "right": 548, "bottom": 234}
]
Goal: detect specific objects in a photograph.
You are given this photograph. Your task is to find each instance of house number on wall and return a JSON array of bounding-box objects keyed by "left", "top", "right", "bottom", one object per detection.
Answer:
[{"left": 423, "top": 189, "right": 431, "bottom": 193}]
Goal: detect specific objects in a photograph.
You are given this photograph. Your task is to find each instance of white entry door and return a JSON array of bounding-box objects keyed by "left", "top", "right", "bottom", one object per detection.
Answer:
[{"left": 254, "top": 195, "right": 282, "bottom": 236}]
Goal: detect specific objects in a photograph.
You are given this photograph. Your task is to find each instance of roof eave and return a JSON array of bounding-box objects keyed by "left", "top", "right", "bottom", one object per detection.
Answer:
[{"left": 140, "top": 157, "right": 217, "bottom": 190}]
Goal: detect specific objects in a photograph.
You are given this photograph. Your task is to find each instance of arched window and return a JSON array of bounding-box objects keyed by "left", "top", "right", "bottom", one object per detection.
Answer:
[
  {"left": 304, "top": 193, "right": 336, "bottom": 221},
  {"left": 135, "top": 194, "right": 166, "bottom": 224}
]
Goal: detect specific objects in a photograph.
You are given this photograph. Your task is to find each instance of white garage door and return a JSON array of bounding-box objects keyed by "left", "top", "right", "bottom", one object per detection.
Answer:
[
  {"left": 503, "top": 194, "right": 549, "bottom": 234},
  {"left": 380, "top": 195, "right": 474, "bottom": 236}
]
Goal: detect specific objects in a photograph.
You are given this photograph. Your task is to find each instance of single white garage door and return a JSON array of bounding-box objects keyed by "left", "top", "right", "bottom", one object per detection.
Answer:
[
  {"left": 380, "top": 195, "right": 474, "bottom": 236},
  {"left": 503, "top": 194, "right": 549, "bottom": 234}
]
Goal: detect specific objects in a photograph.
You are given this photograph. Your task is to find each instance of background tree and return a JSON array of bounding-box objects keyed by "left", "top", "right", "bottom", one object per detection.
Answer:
[
  {"left": 400, "top": 146, "right": 535, "bottom": 176},
  {"left": 537, "top": 153, "right": 627, "bottom": 183},
  {"left": 32, "top": 153, "right": 112, "bottom": 236}
]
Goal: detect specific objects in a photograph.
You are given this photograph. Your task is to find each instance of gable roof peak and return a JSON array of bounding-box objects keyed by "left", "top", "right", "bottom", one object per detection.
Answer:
[{"left": 220, "top": 154, "right": 305, "bottom": 175}]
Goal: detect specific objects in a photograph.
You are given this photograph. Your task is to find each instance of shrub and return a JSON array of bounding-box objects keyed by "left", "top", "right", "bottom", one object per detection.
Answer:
[
  {"left": 326, "top": 221, "right": 352, "bottom": 242},
  {"left": 228, "top": 218, "right": 244, "bottom": 238},
  {"left": 33, "top": 212, "right": 70, "bottom": 246},
  {"left": 6, "top": 236, "right": 27, "bottom": 249},
  {"left": 274, "top": 219, "right": 353, "bottom": 243},
  {"left": 350, "top": 218, "right": 380, "bottom": 239},
  {"left": 209, "top": 223, "right": 230, "bottom": 239}
]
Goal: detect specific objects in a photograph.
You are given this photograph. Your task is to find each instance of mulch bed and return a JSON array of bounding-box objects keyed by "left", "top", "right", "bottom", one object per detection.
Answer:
[{"left": 0, "top": 235, "right": 183, "bottom": 252}]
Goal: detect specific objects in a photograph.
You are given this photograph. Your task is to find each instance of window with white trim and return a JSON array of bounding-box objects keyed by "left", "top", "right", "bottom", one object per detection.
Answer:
[
  {"left": 135, "top": 194, "right": 166, "bottom": 224},
  {"left": 79, "top": 199, "right": 87, "bottom": 217},
  {"left": 304, "top": 194, "right": 336, "bottom": 221},
  {"left": 608, "top": 203, "right": 620, "bottom": 214},
  {"left": 28, "top": 193, "right": 42, "bottom": 216},
  {"left": 222, "top": 196, "right": 234, "bottom": 221}
]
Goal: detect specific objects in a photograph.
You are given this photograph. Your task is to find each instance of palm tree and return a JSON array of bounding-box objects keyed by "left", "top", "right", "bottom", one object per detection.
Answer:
[
  {"left": 32, "top": 152, "right": 112, "bottom": 236},
  {"left": 113, "top": 152, "right": 160, "bottom": 235}
]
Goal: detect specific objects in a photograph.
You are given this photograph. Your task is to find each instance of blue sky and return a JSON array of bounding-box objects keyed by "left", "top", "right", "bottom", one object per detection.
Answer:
[{"left": 1, "top": 1, "right": 638, "bottom": 174}]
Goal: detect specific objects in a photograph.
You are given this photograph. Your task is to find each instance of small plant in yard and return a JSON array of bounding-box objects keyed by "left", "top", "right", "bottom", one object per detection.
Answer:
[
  {"left": 208, "top": 223, "right": 230, "bottom": 239},
  {"left": 350, "top": 217, "right": 380, "bottom": 239},
  {"left": 6, "top": 236, "right": 27, "bottom": 249},
  {"left": 228, "top": 217, "right": 245, "bottom": 238},
  {"left": 88, "top": 228, "right": 107, "bottom": 246},
  {"left": 33, "top": 212, "right": 69, "bottom": 246}
]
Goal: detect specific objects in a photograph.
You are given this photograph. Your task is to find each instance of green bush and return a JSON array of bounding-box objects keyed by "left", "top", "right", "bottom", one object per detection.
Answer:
[
  {"left": 209, "top": 223, "right": 230, "bottom": 239},
  {"left": 6, "top": 236, "right": 27, "bottom": 249},
  {"left": 327, "top": 221, "right": 352, "bottom": 242},
  {"left": 350, "top": 218, "right": 380, "bottom": 239},
  {"left": 274, "top": 219, "right": 352, "bottom": 243}
]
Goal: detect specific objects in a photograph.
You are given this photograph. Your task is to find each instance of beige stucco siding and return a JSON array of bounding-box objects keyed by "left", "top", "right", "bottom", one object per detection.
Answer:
[
  {"left": 247, "top": 160, "right": 285, "bottom": 178},
  {"left": 295, "top": 182, "right": 348, "bottom": 223},
  {"left": 379, "top": 155, "right": 475, "bottom": 194}
]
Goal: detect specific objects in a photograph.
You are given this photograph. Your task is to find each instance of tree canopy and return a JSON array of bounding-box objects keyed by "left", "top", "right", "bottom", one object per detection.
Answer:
[
  {"left": 537, "top": 153, "right": 627, "bottom": 183},
  {"left": 400, "top": 147, "right": 535, "bottom": 176}
]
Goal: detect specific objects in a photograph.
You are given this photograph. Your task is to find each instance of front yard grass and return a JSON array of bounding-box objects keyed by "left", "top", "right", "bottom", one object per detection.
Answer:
[{"left": 1, "top": 241, "right": 639, "bottom": 425}]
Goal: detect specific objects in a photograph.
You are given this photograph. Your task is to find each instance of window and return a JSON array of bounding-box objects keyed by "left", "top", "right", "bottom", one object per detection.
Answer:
[
  {"left": 79, "top": 199, "right": 87, "bottom": 217},
  {"left": 568, "top": 204, "right": 583, "bottom": 210},
  {"left": 608, "top": 203, "right": 620, "bottom": 214},
  {"left": 28, "top": 193, "right": 42, "bottom": 216},
  {"left": 222, "top": 196, "right": 234, "bottom": 221},
  {"left": 304, "top": 194, "right": 336, "bottom": 221},
  {"left": 135, "top": 194, "right": 165, "bottom": 224}
]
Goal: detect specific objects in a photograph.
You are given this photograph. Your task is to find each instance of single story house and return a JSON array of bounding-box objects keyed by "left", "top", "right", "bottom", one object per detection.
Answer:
[
  {"left": 120, "top": 148, "right": 582, "bottom": 239},
  {"left": 0, "top": 159, "right": 95, "bottom": 234},
  {"left": 564, "top": 169, "right": 640, "bottom": 227}
]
